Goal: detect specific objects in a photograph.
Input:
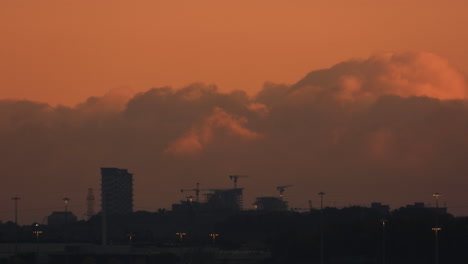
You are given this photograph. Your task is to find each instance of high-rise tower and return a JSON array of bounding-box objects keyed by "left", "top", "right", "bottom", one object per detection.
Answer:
[
  {"left": 101, "top": 168, "right": 133, "bottom": 215},
  {"left": 101, "top": 168, "right": 133, "bottom": 245}
]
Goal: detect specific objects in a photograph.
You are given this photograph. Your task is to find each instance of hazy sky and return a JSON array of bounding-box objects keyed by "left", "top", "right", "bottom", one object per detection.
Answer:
[{"left": 1, "top": 0, "right": 468, "bottom": 224}]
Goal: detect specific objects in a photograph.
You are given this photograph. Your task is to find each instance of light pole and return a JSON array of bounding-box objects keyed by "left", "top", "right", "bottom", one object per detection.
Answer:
[
  {"left": 318, "top": 191, "right": 326, "bottom": 264},
  {"left": 12, "top": 196, "right": 20, "bottom": 254},
  {"left": 432, "top": 227, "right": 441, "bottom": 264},
  {"left": 33, "top": 223, "right": 42, "bottom": 264},
  {"left": 33, "top": 231, "right": 42, "bottom": 241},
  {"left": 127, "top": 233, "right": 135, "bottom": 264},
  {"left": 63, "top": 197, "right": 70, "bottom": 213},
  {"left": 432, "top": 193, "right": 442, "bottom": 264},
  {"left": 209, "top": 233, "right": 219, "bottom": 245},
  {"left": 176, "top": 232, "right": 186, "bottom": 243},
  {"left": 381, "top": 219, "right": 387, "bottom": 264},
  {"left": 432, "top": 192, "right": 442, "bottom": 226},
  {"left": 127, "top": 233, "right": 135, "bottom": 245},
  {"left": 63, "top": 197, "right": 70, "bottom": 242},
  {"left": 432, "top": 193, "right": 442, "bottom": 209},
  {"left": 33, "top": 223, "right": 43, "bottom": 242},
  {"left": 63, "top": 197, "right": 70, "bottom": 264}
]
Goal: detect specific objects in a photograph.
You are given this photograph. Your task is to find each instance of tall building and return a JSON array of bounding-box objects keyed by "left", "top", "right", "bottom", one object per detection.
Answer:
[{"left": 101, "top": 168, "right": 133, "bottom": 215}]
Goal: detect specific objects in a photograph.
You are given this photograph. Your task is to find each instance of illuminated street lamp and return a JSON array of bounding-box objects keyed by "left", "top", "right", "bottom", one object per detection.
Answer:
[
  {"left": 432, "top": 227, "right": 441, "bottom": 264},
  {"left": 381, "top": 219, "right": 388, "bottom": 264},
  {"left": 63, "top": 197, "right": 70, "bottom": 212},
  {"left": 432, "top": 193, "right": 442, "bottom": 209},
  {"left": 63, "top": 197, "right": 70, "bottom": 242},
  {"left": 63, "top": 197, "right": 70, "bottom": 221},
  {"left": 432, "top": 192, "right": 442, "bottom": 264},
  {"left": 186, "top": 196, "right": 194, "bottom": 203},
  {"left": 127, "top": 233, "right": 135, "bottom": 244},
  {"left": 127, "top": 233, "right": 135, "bottom": 264},
  {"left": 12, "top": 196, "right": 20, "bottom": 253},
  {"left": 318, "top": 191, "right": 326, "bottom": 264},
  {"left": 209, "top": 233, "right": 219, "bottom": 245},
  {"left": 176, "top": 232, "right": 186, "bottom": 243},
  {"left": 33, "top": 223, "right": 43, "bottom": 242},
  {"left": 33, "top": 230, "right": 43, "bottom": 241}
]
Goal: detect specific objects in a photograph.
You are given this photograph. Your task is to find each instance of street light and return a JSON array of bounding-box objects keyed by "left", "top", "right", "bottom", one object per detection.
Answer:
[
  {"left": 432, "top": 192, "right": 442, "bottom": 264},
  {"left": 381, "top": 219, "right": 388, "bottom": 264},
  {"left": 63, "top": 197, "right": 70, "bottom": 243},
  {"left": 33, "top": 231, "right": 43, "bottom": 241},
  {"left": 63, "top": 197, "right": 70, "bottom": 219},
  {"left": 127, "top": 233, "right": 135, "bottom": 264},
  {"left": 127, "top": 233, "right": 135, "bottom": 244},
  {"left": 318, "top": 192, "right": 326, "bottom": 264},
  {"left": 432, "top": 227, "right": 441, "bottom": 264},
  {"left": 432, "top": 193, "right": 442, "bottom": 209},
  {"left": 176, "top": 232, "right": 186, "bottom": 243},
  {"left": 209, "top": 233, "right": 219, "bottom": 245},
  {"left": 33, "top": 223, "right": 43, "bottom": 242},
  {"left": 12, "top": 196, "right": 20, "bottom": 253}
]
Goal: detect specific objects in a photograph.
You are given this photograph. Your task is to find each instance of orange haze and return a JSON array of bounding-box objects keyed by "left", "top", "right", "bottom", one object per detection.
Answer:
[
  {"left": 1, "top": 1, "right": 468, "bottom": 224},
  {"left": 1, "top": 0, "right": 468, "bottom": 105}
]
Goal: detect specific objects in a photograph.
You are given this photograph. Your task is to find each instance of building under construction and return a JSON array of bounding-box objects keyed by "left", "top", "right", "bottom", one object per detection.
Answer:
[
  {"left": 204, "top": 188, "right": 244, "bottom": 212},
  {"left": 253, "top": 197, "right": 288, "bottom": 212},
  {"left": 172, "top": 177, "right": 246, "bottom": 213},
  {"left": 171, "top": 198, "right": 204, "bottom": 212}
]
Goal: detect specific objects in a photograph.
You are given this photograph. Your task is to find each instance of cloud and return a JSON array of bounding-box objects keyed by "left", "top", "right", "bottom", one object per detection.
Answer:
[
  {"left": 246, "top": 103, "right": 270, "bottom": 117},
  {"left": 165, "top": 107, "right": 262, "bottom": 156},
  {"left": 76, "top": 87, "right": 134, "bottom": 113},
  {"left": 1, "top": 51, "right": 468, "bottom": 223},
  {"left": 290, "top": 51, "right": 468, "bottom": 102}
]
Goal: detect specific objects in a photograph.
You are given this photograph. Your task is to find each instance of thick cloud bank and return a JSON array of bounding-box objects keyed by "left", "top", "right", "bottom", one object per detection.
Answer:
[{"left": 2, "top": 51, "right": 468, "bottom": 223}]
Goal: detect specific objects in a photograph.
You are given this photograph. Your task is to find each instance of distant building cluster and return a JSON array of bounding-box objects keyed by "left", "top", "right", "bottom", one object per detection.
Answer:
[{"left": 38, "top": 167, "right": 449, "bottom": 228}]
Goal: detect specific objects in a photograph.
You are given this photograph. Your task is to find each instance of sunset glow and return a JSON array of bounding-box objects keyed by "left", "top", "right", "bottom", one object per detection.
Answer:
[{"left": 1, "top": 0, "right": 468, "bottom": 224}]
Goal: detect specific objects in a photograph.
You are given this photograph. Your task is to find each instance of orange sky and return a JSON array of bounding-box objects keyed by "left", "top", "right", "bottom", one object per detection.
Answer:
[
  {"left": 1, "top": 0, "right": 468, "bottom": 105},
  {"left": 2, "top": 1, "right": 468, "bottom": 224}
]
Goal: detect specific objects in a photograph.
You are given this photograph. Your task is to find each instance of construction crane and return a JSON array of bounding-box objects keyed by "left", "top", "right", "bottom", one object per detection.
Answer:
[
  {"left": 180, "top": 182, "right": 208, "bottom": 202},
  {"left": 229, "top": 175, "right": 248, "bottom": 189},
  {"left": 277, "top": 185, "right": 293, "bottom": 199}
]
